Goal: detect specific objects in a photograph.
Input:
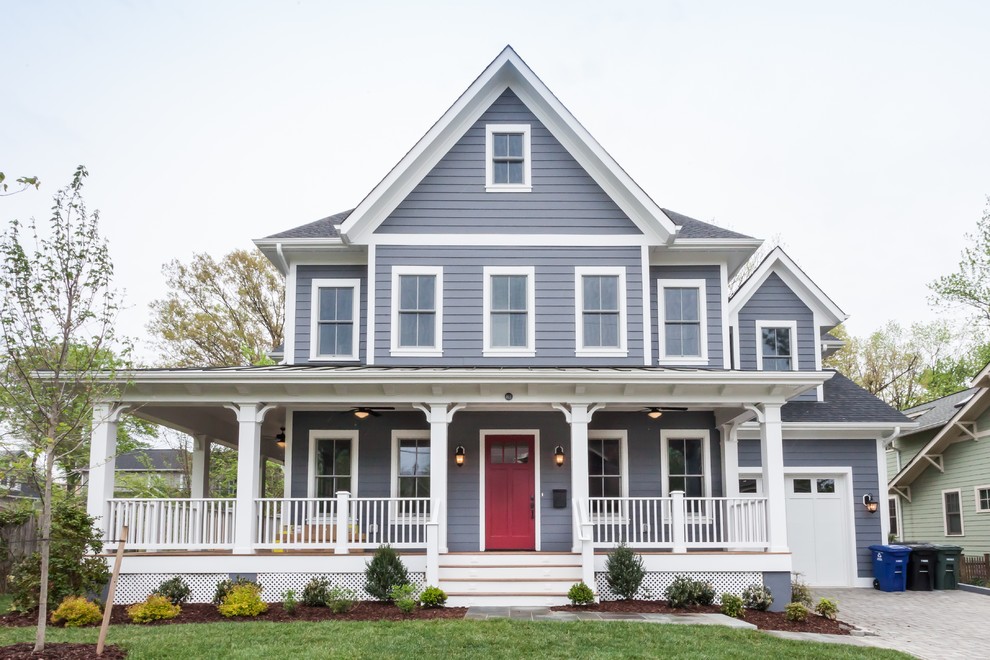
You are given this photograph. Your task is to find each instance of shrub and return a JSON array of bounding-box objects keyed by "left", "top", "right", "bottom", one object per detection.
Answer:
[
  {"left": 665, "top": 575, "right": 716, "bottom": 608},
  {"left": 153, "top": 576, "right": 192, "bottom": 605},
  {"left": 605, "top": 543, "right": 645, "bottom": 600},
  {"left": 218, "top": 583, "right": 268, "bottom": 618},
  {"left": 390, "top": 584, "right": 419, "bottom": 614},
  {"left": 785, "top": 602, "right": 809, "bottom": 622},
  {"left": 282, "top": 589, "right": 298, "bottom": 615},
  {"left": 127, "top": 595, "right": 180, "bottom": 623},
  {"left": 567, "top": 582, "right": 595, "bottom": 606},
  {"left": 212, "top": 576, "right": 258, "bottom": 606},
  {"left": 790, "top": 574, "right": 813, "bottom": 607},
  {"left": 815, "top": 597, "right": 839, "bottom": 621},
  {"left": 9, "top": 498, "right": 109, "bottom": 612},
  {"left": 720, "top": 594, "right": 744, "bottom": 619},
  {"left": 365, "top": 545, "right": 409, "bottom": 601},
  {"left": 741, "top": 584, "right": 774, "bottom": 611},
  {"left": 301, "top": 576, "right": 332, "bottom": 607},
  {"left": 419, "top": 586, "right": 448, "bottom": 609},
  {"left": 327, "top": 585, "right": 357, "bottom": 614},
  {"left": 694, "top": 580, "right": 716, "bottom": 606},
  {"left": 50, "top": 596, "right": 102, "bottom": 628}
]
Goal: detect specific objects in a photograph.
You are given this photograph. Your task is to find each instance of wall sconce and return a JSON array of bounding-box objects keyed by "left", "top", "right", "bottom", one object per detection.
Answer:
[
  {"left": 455, "top": 445, "right": 465, "bottom": 467},
  {"left": 275, "top": 427, "right": 286, "bottom": 449},
  {"left": 554, "top": 445, "right": 565, "bottom": 467},
  {"left": 863, "top": 493, "right": 879, "bottom": 513},
  {"left": 646, "top": 408, "right": 663, "bottom": 419}
]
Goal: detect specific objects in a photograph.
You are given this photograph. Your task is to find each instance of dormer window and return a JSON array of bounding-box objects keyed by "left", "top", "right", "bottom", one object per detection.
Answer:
[
  {"left": 485, "top": 124, "right": 531, "bottom": 192},
  {"left": 755, "top": 320, "right": 798, "bottom": 371}
]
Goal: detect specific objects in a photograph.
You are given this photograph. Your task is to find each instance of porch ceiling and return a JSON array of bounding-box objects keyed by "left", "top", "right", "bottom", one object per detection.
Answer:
[{"left": 131, "top": 404, "right": 286, "bottom": 462}]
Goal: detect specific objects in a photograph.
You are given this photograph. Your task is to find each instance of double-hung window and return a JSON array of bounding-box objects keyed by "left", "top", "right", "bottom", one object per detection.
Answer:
[
  {"left": 661, "top": 430, "right": 711, "bottom": 505},
  {"left": 576, "top": 267, "right": 627, "bottom": 356},
  {"left": 976, "top": 486, "right": 990, "bottom": 513},
  {"left": 308, "top": 431, "right": 358, "bottom": 499},
  {"left": 943, "top": 489, "right": 964, "bottom": 536},
  {"left": 485, "top": 124, "right": 532, "bottom": 192},
  {"left": 392, "top": 431, "right": 431, "bottom": 518},
  {"left": 658, "top": 279, "right": 707, "bottom": 363},
  {"left": 588, "top": 431, "right": 628, "bottom": 518},
  {"left": 483, "top": 266, "right": 535, "bottom": 356},
  {"left": 755, "top": 320, "right": 798, "bottom": 370},
  {"left": 391, "top": 267, "right": 443, "bottom": 356},
  {"left": 310, "top": 279, "right": 360, "bottom": 361}
]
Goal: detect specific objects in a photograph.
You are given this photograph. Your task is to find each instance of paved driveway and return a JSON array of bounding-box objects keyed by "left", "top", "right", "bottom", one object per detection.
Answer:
[{"left": 813, "top": 587, "right": 990, "bottom": 659}]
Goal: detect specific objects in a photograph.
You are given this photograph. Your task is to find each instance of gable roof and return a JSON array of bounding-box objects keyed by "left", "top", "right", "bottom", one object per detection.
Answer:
[
  {"left": 728, "top": 246, "right": 847, "bottom": 327},
  {"left": 265, "top": 210, "right": 350, "bottom": 240},
  {"left": 900, "top": 388, "right": 978, "bottom": 435},
  {"left": 660, "top": 209, "right": 753, "bottom": 240},
  {"left": 781, "top": 371, "right": 912, "bottom": 424},
  {"left": 336, "top": 46, "right": 679, "bottom": 245}
]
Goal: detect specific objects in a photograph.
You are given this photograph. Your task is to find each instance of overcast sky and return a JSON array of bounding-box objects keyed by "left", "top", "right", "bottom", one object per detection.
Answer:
[{"left": 4, "top": 1, "right": 989, "bottom": 363}]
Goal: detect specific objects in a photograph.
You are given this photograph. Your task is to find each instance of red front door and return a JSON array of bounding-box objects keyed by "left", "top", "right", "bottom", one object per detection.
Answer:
[{"left": 485, "top": 435, "right": 536, "bottom": 550}]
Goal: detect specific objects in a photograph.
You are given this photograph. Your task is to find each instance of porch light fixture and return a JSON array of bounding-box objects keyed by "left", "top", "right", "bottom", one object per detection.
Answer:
[
  {"left": 275, "top": 428, "right": 286, "bottom": 449},
  {"left": 646, "top": 408, "right": 663, "bottom": 419},
  {"left": 554, "top": 445, "right": 565, "bottom": 467},
  {"left": 353, "top": 408, "right": 371, "bottom": 419},
  {"left": 455, "top": 445, "right": 465, "bottom": 467},
  {"left": 863, "top": 493, "right": 879, "bottom": 513}
]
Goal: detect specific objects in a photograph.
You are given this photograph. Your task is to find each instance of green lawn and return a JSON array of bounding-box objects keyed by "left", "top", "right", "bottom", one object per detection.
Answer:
[{"left": 0, "top": 619, "right": 910, "bottom": 659}]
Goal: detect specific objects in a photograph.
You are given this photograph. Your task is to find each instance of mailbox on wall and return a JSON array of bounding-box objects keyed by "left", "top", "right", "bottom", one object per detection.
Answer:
[{"left": 552, "top": 489, "right": 567, "bottom": 509}]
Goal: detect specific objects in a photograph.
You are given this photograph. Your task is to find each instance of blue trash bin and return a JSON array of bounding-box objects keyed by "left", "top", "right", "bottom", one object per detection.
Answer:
[{"left": 869, "top": 544, "right": 911, "bottom": 592}]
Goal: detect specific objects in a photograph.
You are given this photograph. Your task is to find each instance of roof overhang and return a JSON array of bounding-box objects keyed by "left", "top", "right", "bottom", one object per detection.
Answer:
[
  {"left": 657, "top": 238, "right": 765, "bottom": 279},
  {"left": 252, "top": 238, "right": 359, "bottom": 276}
]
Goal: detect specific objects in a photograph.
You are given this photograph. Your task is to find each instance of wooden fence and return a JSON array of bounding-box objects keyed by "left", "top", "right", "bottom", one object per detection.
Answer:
[
  {"left": 961, "top": 553, "right": 990, "bottom": 585},
  {"left": 0, "top": 514, "right": 38, "bottom": 592}
]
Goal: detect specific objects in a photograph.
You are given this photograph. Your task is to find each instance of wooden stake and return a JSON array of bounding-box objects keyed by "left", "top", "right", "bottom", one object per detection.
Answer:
[{"left": 97, "top": 525, "right": 127, "bottom": 656}]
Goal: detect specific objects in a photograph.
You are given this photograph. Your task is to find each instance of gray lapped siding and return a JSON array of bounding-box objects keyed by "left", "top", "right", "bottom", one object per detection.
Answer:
[
  {"left": 377, "top": 89, "right": 641, "bottom": 235},
  {"left": 738, "top": 438, "right": 881, "bottom": 578},
  {"left": 375, "top": 245, "right": 644, "bottom": 366},
  {"left": 651, "top": 265, "right": 724, "bottom": 368},
  {"left": 295, "top": 265, "right": 367, "bottom": 365}
]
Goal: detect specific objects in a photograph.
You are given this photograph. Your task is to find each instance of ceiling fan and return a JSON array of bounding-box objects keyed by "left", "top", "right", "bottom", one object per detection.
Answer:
[
  {"left": 344, "top": 407, "right": 395, "bottom": 419},
  {"left": 265, "top": 427, "right": 287, "bottom": 448},
  {"left": 640, "top": 406, "right": 689, "bottom": 419}
]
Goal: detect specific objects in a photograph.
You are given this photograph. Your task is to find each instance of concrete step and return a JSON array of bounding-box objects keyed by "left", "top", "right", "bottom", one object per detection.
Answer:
[
  {"left": 441, "top": 552, "right": 580, "bottom": 567},
  {"left": 441, "top": 577, "right": 577, "bottom": 595},
  {"left": 447, "top": 593, "right": 571, "bottom": 607},
  {"left": 439, "top": 565, "right": 582, "bottom": 580}
]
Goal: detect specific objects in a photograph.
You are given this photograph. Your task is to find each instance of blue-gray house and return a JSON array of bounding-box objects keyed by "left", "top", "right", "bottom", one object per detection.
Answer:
[{"left": 86, "top": 47, "right": 910, "bottom": 608}]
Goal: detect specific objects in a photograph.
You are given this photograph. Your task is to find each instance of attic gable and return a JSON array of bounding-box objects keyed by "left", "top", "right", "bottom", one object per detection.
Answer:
[{"left": 339, "top": 46, "right": 678, "bottom": 245}]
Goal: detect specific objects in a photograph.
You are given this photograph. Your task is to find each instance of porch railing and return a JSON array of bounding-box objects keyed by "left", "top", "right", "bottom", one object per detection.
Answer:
[
  {"left": 105, "top": 498, "right": 235, "bottom": 550},
  {"left": 583, "top": 493, "right": 768, "bottom": 550},
  {"left": 254, "top": 498, "right": 338, "bottom": 549}
]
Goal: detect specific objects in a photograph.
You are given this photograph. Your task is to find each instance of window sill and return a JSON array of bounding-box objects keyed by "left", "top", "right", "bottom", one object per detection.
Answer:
[
  {"left": 657, "top": 357, "right": 708, "bottom": 365},
  {"left": 309, "top": 356, "right": 360, "bottom": 363},
  {"left": 576, "top": 349, "right": 628, "bottom": 358},
  {"left": 390, "top": 349, "right": 443, "bottom": 358},
  {"left": 483, "top": 349, "right": 536, "bottom": 358},
  {"left": 485, "top": 184, "right": 532, "bottom": 193}
]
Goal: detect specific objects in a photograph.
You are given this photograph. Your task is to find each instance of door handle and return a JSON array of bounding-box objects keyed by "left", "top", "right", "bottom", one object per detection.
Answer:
[{"left": 530, "top": 495, "right": 535, "bottom": 519}]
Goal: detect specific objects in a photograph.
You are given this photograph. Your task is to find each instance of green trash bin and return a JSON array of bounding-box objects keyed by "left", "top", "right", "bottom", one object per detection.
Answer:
[{"left": 932, "top": 544, "right": 963, "bottom": 589}]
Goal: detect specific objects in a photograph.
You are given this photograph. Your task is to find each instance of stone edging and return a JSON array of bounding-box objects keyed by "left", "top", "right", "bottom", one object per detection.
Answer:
[{"left": 959, "top": 583, "right": 990, "bottom": 597}]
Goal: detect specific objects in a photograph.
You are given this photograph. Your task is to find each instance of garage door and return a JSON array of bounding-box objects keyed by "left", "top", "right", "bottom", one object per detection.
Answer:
[{"left": 785, "top": 474, "right": 851, "bottom": 586}]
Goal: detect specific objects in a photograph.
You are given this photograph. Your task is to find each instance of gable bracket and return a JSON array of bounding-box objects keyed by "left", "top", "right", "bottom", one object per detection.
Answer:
[
  {"left": 891, "top": 486, "right": 912, "bottom": 503},
  {"left": 955, "top": 421, "right": 977, "bottom": 440},
  {"left": 923, "top": 454, "right": 944, "bottom": 473}
]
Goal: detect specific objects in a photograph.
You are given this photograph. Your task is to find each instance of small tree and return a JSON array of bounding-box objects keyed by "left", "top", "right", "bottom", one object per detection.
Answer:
[
  {"left": 605, "top": 543, "right": 645, "bottom": 600},
  {"left": 365, "top": 545, "right": 409, "bottom": 601},
  {"left": 0, "top": 166, "right": 126, "bottom": 651}
]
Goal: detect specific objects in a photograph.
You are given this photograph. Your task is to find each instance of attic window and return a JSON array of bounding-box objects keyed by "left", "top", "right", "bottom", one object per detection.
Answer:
[{"left": 485, "top": 124, "right": 531, "bottom": 192}]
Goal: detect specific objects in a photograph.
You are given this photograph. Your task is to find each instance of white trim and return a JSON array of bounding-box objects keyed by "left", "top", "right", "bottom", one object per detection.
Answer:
[
  {"left": 574, "top": 267, "right": 627, "bottom": 357},
  {"left": 888, "top": 495, "right": 902, "bottom": 541},
  {"left": 284, "top": 264, "right": 297, "bottom": 365},
  {"left": 390, "top": 266, "right": 444, "bottom": 357},
  {"left": 367, "top": 233, "right": 651, "bottom": 247},
  {"left": 660, "top": 429, "right": 712, "bottom": 498},
  {"left": 390, "top": 430, "right": 432, "bottom": 520},
  {"left": 974, "top": 485, "right": 990, "bottom": 513},
  {"left": 485, "top": 124, "right": 532, "bottom": 192},
  {"left": 641, "top": 246, "right": 652, "bottom": 366},
  {"left": 306, "top": 430, "right": 360, "bottom": 499},
  {"left": 482, "top": 266, "right": 536, "bottom": 357},
  {"left": 309, "top": 278, "right": 361, "bottom": 362},
  {"left": 283, "top": 408, "right": 294, "bottom": 499},
  {"left": 754, "top": 320, "right": 799, "bottom": 371},
  {"left": 367, "top": 244, "right": 376, "bottom": 365},
  {"left": 942, "top": 488, "right": 965, "bottom": 536},
  {"left": 657, "top": 279, "right": 709, "bottom": 364},
  {"left": 478, "top": 429, "right": 541, "bottom": 552},
  {"left": 588, "top": 430, "right": 630, "bottom": 503},
  {"left": 720, "top": 262, "right": 731, "bottom": 369}
]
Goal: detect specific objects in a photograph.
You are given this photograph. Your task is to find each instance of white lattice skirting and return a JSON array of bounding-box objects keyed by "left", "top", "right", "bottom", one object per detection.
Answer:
[
  {"left": 115, "top": 572, "right": 427, "bottom": 604},
  {"left": 595, "top": 571, "right": 762, "bottom": 603}
]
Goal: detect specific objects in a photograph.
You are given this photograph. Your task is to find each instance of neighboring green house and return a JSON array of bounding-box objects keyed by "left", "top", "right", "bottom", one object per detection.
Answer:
[{"left": 887, "top": 363, "right": 990, "bottom": 553}]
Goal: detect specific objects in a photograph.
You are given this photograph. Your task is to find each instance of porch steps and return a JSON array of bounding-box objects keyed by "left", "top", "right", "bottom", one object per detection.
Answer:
[{"left": 439, "top": 553, "right": 582, "bottom": 607}]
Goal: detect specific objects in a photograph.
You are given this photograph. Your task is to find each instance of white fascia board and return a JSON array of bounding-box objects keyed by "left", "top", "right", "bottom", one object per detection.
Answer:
[
  {"left": 338, "top": 47, "right": 677, "bottom": 245},
  {"left": 970, "top": 360, "right": 990, "bottom": 388},
  {"left": 367, "top": 233, "right": 650, "bottom": 247}
]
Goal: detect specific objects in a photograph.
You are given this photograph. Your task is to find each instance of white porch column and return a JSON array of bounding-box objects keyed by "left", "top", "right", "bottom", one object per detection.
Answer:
[
  {"left": 721, "top": 423, "right": 740, "bottom": 498},
  {"left": 417, "top": 403, "right": 463, "bottom": 555},
  {"left": 86, "top": 403, "right": 126, "bottom": 523},
  {"left": 229, "top": 403, "right": 273, "bottom": 554},
  {"left": 554, "top": 403, "right": 593, "bottom": 553},
  {"left": 759, "top": 403, "right": 788, "bottom": 552},
  {"left": 190, "top": 435, "right": 211, "bottom": 499}
]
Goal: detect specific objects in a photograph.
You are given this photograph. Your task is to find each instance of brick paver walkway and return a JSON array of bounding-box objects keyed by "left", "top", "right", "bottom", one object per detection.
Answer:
[{"left": 814, "top": 587, "right": 990, "bottom": 660}]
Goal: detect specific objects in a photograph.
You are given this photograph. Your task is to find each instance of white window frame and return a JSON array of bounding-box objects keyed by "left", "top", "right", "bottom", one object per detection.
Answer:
[
  {"left": 755, "top": 320, "right": 799, "bottom": 371},
  {"left": 942, "top": 488, "right": 965, "bottom": 536},
  {"left": 657, "top": 279, "right": 708, "bottom": 364},
  {"left": 575, "top": 267, "right": 627, "bottom": 357},
  {"left": 888, "top": 495, "right": 902, "bottom": 541},
  {"left": 390, "top": 266, "right": 443, "bottom": 357},
  {"left": 390, "top": 430, "right": 432, "bottom": 521},
  {"left": 974, "top": 485, "right": 990, "bottom": 513},
  {"left": 310, "top": 278, "right": 361, "bottom": 361},
  {"left": 660, "top": 429, "right": 712, "bottom": 498},
  {"left": 307, "top": 430, "right": 360, "bottom": 500},
  {"left": 485, "top": 124, "right": 532, "bottom": 192},
  {"left": 483, "top": 265, "right": 536, "bottom": 357},
  {"left": 587, "top": 431, "right": 629, "bottom": 521}
]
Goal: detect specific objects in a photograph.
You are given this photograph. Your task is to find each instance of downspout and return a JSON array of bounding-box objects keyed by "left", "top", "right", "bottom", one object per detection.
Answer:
[{"left": 274, "top": 243, "right": 289, "bottom": 276}]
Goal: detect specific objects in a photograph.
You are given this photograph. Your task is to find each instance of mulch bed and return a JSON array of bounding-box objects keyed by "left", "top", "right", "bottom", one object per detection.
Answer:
[
  {"left": 0, "top": 602, "right": 467, "bottom": 628},
  {"left": 0, "top": 643, "right": 127, "bottom": 658},
  {"left": 551, "top": 600, "right": 852, "bottom": 634}
]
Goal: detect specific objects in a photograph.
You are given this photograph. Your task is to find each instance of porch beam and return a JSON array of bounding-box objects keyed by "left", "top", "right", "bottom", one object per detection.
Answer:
[{"left": 759, "top": 403, "right": 789, "bottom": 553}]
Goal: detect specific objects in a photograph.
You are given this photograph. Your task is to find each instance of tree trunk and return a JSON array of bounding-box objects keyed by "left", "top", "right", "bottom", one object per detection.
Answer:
[{"left": 34, "top": 444, "right": 56, "bottom": 653}]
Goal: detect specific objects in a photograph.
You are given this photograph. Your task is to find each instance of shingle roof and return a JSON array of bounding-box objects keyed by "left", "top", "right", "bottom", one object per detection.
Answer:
[
  {"left": 781, "top": 371, "right": 912, "bottom": 424},
  {"left": 115, "top": 449, "right": 186, "bottom": 472},
  {"left": 900, "top": 388, "right": 977, "bottom": 435},
  {"left": 264, "top": 209, "right": 352, "bottom": 239},
  {"left": 661, "top": 208, "right": 754, "bottom": 240}
]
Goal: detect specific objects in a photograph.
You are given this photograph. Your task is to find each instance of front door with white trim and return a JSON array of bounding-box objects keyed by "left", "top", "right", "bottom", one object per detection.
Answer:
[{"left": 785, "top": 474, "right": 851, "bottom": 586}]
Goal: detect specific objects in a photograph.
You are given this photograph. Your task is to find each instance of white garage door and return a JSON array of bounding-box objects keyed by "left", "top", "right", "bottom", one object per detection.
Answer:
[{"left": 785, "top": 474, "right": 852, "bottom": 586}]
